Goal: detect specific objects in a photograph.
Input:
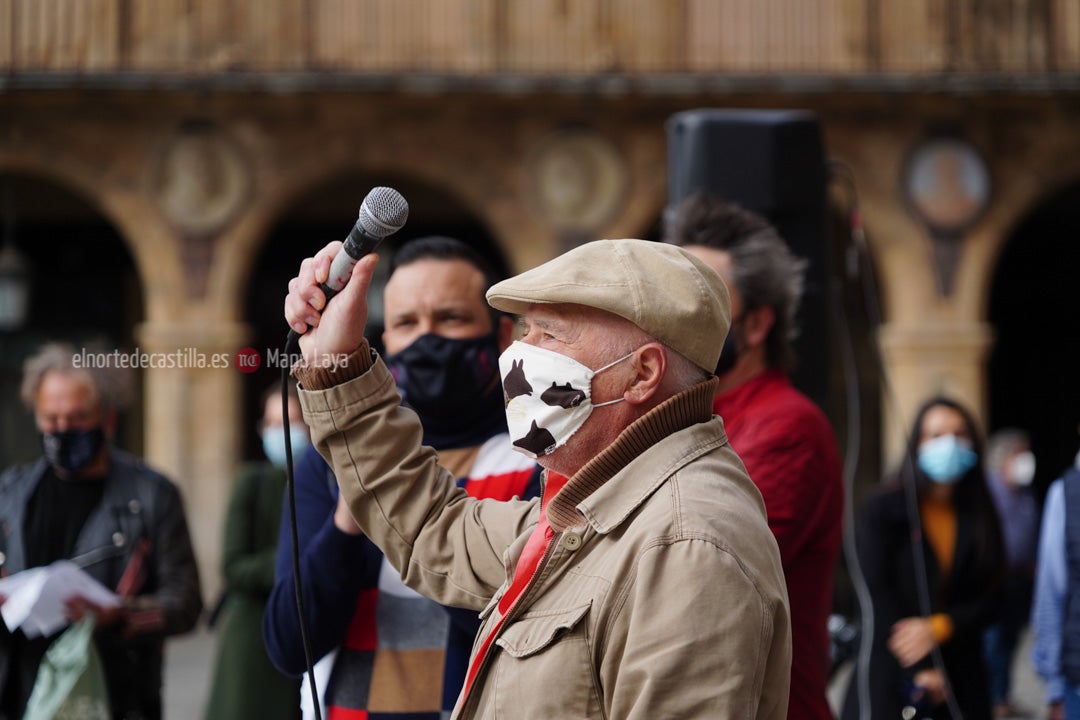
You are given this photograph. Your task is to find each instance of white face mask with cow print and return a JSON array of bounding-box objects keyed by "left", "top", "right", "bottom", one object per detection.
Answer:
[{"left": 498, "top": 341, "right": 634, "bottom": 459}]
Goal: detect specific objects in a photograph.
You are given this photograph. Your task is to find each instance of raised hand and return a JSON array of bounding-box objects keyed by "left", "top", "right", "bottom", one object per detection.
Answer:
[{"left": 284, "top": 241, "right": 379, "bottom": 365}]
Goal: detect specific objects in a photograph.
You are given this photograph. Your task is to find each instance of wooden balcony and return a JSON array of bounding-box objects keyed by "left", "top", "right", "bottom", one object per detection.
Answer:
[{"left": 2, "top": 0, "right": 1078, "bottom": 89}]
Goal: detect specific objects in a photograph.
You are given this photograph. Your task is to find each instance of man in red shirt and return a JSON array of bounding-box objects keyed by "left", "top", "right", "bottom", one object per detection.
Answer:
[{"left": 666, "top": 192, "right": 844, "bottom": 720}]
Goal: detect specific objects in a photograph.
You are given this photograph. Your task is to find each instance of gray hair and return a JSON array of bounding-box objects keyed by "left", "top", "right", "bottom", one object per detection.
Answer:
[
  {"left": 662, "top": 348, "right": 712, "bottom": 392},
  {"left": 20, "top": 341, "right": 132, "bottom": 413},
  {"left": 664, "top": 192, "right": 806, "bottom": 374}
]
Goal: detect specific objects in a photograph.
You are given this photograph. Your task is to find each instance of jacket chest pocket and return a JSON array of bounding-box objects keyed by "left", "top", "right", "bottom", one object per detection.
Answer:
[
  {"left": 490, "top": 602, "right": 600, "bottom": 718},
  {"left": 496, "top": 602, "right": 591, "bottom": 658}
]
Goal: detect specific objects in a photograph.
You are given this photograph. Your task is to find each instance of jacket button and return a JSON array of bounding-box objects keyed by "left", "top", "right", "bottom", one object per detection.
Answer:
[
  {"left": 128, "top": 499, "right": 141, "bottom": 514},
  {"left": 0, "top": 551, "right": 5, "bottom": 565},
  {"left": 560, "top": 532, "right": 582, "bottom": 551},
  {"left": 112, "top": 532, "right": 126, "bottom": 547}
]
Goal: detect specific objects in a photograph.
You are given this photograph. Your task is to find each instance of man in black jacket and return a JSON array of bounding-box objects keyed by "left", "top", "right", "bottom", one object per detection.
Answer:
[{"left": 0, "top": 342, "right": 202, "bottom": 719}]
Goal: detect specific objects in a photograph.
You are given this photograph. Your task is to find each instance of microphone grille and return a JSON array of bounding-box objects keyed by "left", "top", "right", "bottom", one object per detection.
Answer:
[{"left": 358, "top": 186, "right": 410, "bottom": 238}]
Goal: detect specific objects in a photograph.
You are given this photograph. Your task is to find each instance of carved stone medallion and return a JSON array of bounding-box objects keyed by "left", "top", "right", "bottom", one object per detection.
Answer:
[
  {"left": 528, "top": 129, "right": 626, "bottom": 233},
  {"left": 153, "top": 121, "right": 250, "bottom": 237}
]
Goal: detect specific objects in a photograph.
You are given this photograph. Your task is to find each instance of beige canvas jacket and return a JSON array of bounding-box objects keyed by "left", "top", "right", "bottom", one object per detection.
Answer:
[{"left": 296, "top": 344, "right": 791, "bottom": 719}]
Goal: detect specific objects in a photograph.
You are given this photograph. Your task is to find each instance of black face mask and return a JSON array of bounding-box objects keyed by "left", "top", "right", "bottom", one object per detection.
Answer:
[
  {"left": 41, "top": 427, "right": 106, "bottom": 473},
  {"left": 714, "top": 315, "right": 744, "bottom": 376},
  {"left": 385, "top": 331, "right": 504, "bottom": 426}
]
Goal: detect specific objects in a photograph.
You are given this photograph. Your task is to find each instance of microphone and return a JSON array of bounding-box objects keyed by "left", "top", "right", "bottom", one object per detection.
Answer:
[
  {"left": 285, "top": 186, "right": 409, "bottom": 350},
  {"left": 319, "top": 186, "right": 410, "bottom": 303}
]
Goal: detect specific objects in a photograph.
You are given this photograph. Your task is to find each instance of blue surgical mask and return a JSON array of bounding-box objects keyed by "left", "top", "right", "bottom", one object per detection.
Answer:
[
  {"left": 918, "top": 434, "right": 977, "bottom": 484},
  {"left": 262, "top": 423, "right": 310, "bottom": 469}
]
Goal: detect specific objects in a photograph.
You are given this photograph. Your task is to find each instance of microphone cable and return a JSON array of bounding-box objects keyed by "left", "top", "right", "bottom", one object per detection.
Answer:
[
  {"left": 274, "top": 186, "right": 408, "bottom": 720},
  {"left": 280, "top": 332, "right": 323, "bottom": 720},
  {"left": 827, "top": 160, "right": 963, "bottom": 720},
  {"left": 827, "top": 159, "right": 876, "bottom": 720}
]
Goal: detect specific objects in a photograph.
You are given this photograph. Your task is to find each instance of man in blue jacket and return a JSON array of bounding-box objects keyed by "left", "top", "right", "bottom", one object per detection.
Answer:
[
  {"left": 263, "top": 237, "right": 541, "bottom": 719},
  {"left": 1031, "top": 444, "right": 1080, "bottom": 720}
]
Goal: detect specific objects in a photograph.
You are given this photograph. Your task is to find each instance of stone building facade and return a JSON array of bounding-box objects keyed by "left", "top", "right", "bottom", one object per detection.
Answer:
[{"left": 2, "top": 1, "right": 1078, "bottom": 599}]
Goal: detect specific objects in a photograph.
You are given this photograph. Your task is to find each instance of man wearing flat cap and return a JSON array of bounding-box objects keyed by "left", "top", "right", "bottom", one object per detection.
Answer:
[{"left": 284, "top": 238, "right": 792, "bottom": 718}]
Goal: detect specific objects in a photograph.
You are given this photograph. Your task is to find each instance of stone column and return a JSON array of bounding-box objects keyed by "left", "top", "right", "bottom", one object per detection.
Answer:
[
  {"left": 135, "top": 320, "right": 252, "bottom": 604},
  {"left": 877, "top": 322, "right": 995, "bottom": 468}
]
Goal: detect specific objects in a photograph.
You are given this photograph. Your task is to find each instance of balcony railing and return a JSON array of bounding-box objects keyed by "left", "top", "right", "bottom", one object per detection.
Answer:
[{"left": 2, "top": 0, "right": 1077, "bottom": 87}]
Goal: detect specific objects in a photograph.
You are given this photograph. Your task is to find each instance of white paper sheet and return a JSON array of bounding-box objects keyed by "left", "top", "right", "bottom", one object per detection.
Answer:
[{"left": 0, "top": 560, "right": 120, "bottom": 638}]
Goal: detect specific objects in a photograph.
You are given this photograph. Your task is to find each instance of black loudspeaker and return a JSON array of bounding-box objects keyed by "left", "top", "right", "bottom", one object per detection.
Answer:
[{"left": 665, "top": 108, "right": 830, "bottom": 408}]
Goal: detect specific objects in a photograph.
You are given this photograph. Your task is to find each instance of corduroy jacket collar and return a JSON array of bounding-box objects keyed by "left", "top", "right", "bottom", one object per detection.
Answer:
[{"left": 545, "top": 377, "right": 718, "bottom": 531}]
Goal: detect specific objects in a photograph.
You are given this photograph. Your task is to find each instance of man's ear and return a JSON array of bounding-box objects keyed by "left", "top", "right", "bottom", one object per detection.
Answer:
[
  {"left": 497, "top": 315, "right": 515, "bottom": 352},
  {"left": 743, "top": 305, "right": 775, "bottom": 349},
  {"left": 626, "top": 343, "right": 667, "bottom": 405}
]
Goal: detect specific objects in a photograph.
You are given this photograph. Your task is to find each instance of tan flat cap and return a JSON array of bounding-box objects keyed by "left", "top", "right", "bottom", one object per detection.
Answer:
[{"left": 486, "top": 238, "right": 730, "bottom": 372}]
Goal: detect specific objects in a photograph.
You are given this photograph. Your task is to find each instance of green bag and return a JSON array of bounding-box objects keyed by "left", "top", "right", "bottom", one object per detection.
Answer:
[{"left": 22, "top": 618, "right": 111, "bottom": 720}]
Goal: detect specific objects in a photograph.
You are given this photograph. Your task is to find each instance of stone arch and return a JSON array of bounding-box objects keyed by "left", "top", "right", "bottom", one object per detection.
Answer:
[
  {"left": 0, "top": 154, "right": 186, "bottom": 322},
  {"left": 229, "top": 165, "right": 510, "bottom": 459},
  {"left": 3, "top": 133, "right": 250, "bottom": 604},
  {"left": 966, "top": 150, "right": 1080, "bottom": 325},
  {"left": 387, "top": 151, "right": 558, "bottom": 275},
  {"left": 987, "top": 176, "right": 1080, "bottom": 492},
  {"left": 0, "top": 170, "right": 146, "bottom": 463},
  {"left": 210, "top": 150, "right": 539, "bottom": 317},
  {"left": 205, "top": 159, "right": 342, "bottom": 322}
]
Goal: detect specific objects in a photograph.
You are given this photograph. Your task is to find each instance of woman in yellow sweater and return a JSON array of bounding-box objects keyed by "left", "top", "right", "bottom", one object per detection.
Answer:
[{"left": 844, "top": 396, "right": 1005, "bottom": 720}]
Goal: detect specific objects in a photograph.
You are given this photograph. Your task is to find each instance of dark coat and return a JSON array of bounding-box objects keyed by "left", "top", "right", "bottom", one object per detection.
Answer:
[
  {"left": 0, "top": 449, "right": 203, "bottom": 720},
  {"left": 843, "top": 484, "right": 1003, "bottom": 720},
  {"left": 204, "top": 462, "right": 300, "bottom": 720}
]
